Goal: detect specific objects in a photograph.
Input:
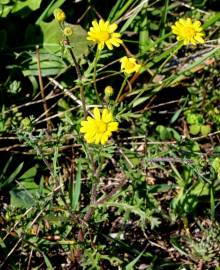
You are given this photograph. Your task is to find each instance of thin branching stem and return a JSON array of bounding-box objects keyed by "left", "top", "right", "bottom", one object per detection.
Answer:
[
  {"left": 36, "top": 45, "right": 53, "bottom": 131},
  {"left": 65, "top": 37, "right": 87, "bottom": 118},
  {"left": 93, "top": 48, "right": 102, "bottom": 104},
  {"left": 158, "top": 42, "right": 183, "bottom": 72},
  {"left": 114, "top": 75, "right": 128, "bottom": 107}
]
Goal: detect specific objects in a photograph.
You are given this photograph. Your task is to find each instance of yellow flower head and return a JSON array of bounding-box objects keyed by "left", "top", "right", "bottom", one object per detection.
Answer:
[
  {"left": 54, "top": 8, "right": 66, "bottom": 22},
  {"left": 104, "top": 85, "right": 114, "bottom": 97},
  {"left": 80, "top": 107, "right": 118, "bottom": 144},
  {"left": 171, "top": 18, "right": 205, "bottom": 45},
  {"left": 87, "top": 19, "right": 123, "bottom": 50},
  {"left": 63, "top": 26, "right": 73, "bottom": 37},
  {"left": 120, "top": 56, "right": 141, "bottom": 74}
]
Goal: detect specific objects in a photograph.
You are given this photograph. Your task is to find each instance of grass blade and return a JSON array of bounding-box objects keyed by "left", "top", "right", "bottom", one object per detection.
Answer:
[
  {"left": 70, "top": 159, "right": 82, "bottom": 211},
  {"left": 0, "top": 162, "right": 24, "bottom": 190}
]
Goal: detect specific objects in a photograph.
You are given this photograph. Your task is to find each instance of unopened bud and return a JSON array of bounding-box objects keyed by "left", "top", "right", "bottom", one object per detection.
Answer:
[
  {"left": 54, "top": 8, "right": 66, "bottom": 22},
  {"left": 63, "top": 26, "right": 73, "bottom": 37},
  {"left": 21, "top": 117, "right": 31, "bottom": 130},
  {"left": 104, "top": 86, "right": 114, "bottom": 97}
]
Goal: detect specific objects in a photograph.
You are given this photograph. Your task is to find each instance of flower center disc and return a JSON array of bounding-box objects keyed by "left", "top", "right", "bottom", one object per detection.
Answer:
[
  {"left": 182, "top": 26, "right": 196, "bottom": 38},
  {"left": 96, "top": 121, "right": 107, "bottom": 133},
  {"left": 126, "top": 62, "right": 135, "bottom": 69},
  {"left": 97, "top": 31, "right": 110, "bottom": 42}
]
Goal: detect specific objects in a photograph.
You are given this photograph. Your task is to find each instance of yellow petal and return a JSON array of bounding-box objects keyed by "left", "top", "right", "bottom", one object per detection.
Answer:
[
  {"left": 171, "top": 25, "right": 178, "bottom": 33},
  {"left": 93, "top": 107, "right": 101, "bottom": 120},
  {"left": 95, "top": 134, "right": 102, "bottom": 144},
  {"left": 101, "top": 134, "right": 108, "bottom": 144},
  {"left": 179, "top": 18, "right": 185, "bottom": 25},
  {"left": 98, "top": 42, "right": 104, "bottom": 50},
  {"left": 111, "top": 37, "right": 122, "bottom": 46},
  {"left": 85, "top": 133, "right": 94, "bottom": 143},
  {"left": 109, "top": 23, "right": 118, "bottom": 33},
  {"left": 129, "top": 58, "right": 136, "bottom": 64},
  {"left": 186, "top": 18, "right": 192, "bottom": 25},
  {"left": 92, "top": 20, "right": 99, "bottom": 30},
  {"left": 108, "top": 122, "right": 118, "bottom": 131},
  {"left": 104, "top": 21, "right": 110, "bottom": 28},
  {"left": 120, "top": 56, "right": 127, "bottom": 63},
  {"left": 193, "top": 20, "right": 201, "bottom": 29},
  {"left": 175, "top": 22, "right": 181, "bottom": 28},
  {"left": 80, "top": 120, "right": 88, "bottom": 126},
  {"left": 111, "top": 33, "right": 121, "bottom": 38},
  {"left": 87, "top": 36, "right": 93, "bottom": 41},
  {"left": 86, "top": 116, "right": 94, "bottom": 122},
  {"left": 106, "top": 40, "right": 113, "bottom": 50},
  {"left": 99, "top": 19, "right": 105, "bottom": 30},
  {"left": 194, "top": 35, "right": 205, "bottom": 43},
  {"left": 105, "top": 130, "right": 112, "bottom": 137},
  {"left": 102, "top": 109, "right": 112, "bottom": 123}
]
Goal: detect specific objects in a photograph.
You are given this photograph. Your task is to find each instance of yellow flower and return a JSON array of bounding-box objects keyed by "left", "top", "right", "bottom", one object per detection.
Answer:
[
  {"left": 104, "top": 86, "right": 114, "bottom": 97},
  {"left": 54, "top": 8, "right": 66, "bottom": 22},
  {"left": 80, "top": 107, "right": 118, "bottom": 144},
  {"left": 63, "top": 26, "right": 73, "bottom": 36},
  {"left": 87, "top": 19, "right": 123, "bottom": 50},
  {"left": 120, "top": 56, "right": 141, "bottom": 74},
  {"left": 171, "top": 18, "right": 205, "bottom": 45}
]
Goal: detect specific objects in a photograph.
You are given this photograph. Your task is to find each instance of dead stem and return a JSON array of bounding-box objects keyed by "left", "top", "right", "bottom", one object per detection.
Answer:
[
  {"left": 36, "top": 45, "right": 53, "bottom": 131},
  {"left": 65, "top": 38, "right": 87, "bottom": 118}
]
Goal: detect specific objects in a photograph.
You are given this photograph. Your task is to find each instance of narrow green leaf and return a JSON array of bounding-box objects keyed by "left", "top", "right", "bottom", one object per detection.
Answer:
[
  {"left": 0, "top": 162, "right": 24, "bottom": 189},
  {"left": 20, "top": 166, "right": 37, "bottom": 180},
  {"left": 42, "top": 253, "right": 53, "bottom": 270},
  {"left": 108, "top": 0, "right": 126, "bottom": 21},
  {"left": 203, "top": 12, "right": 220, "bottom": 29},
  {"left": 170, "top": 108, "right": 182, "bottom": 124},
  {"left": 139, "top": 8, "right": 149, "bottom": 54},
  {"left": 171, "top": 238, "right": 191, "bottom": 257},
  {"left": 166, "top": 45, "right": 220, "bottom": 87},
  {"left": 109, "top": 0, "right": 135, "bottom": 22},
  {"left": 120, "top": 1, "right": 145, "bottom": 33},
  {"left": 70, "top": 159, "right": 82, "bottom": 210},
  {"left": 132, "top": 96, "right": 149, "bottom": 108},
  {"left": 135, "top": 44, "right": 220, "bottom": 106},
  {"left": 210, "top": 187, "right": 215, "bottom": 221},
  {"left": 170, "top": 162, "right": 185, "bottom": 187},
  {"left": 0, "top": 236, "right": 6, "bottom": 249},
  {"left": 125, "top": 249, "right": 145, "bottom": 270},
  {"left": 0, "top": 156, "right": 13, "bottom": 180},
  {"left": 159, "top": 0, "right": 169, "bottom": 38}
]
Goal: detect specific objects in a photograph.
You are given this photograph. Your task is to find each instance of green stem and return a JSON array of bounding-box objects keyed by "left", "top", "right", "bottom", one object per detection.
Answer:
[
  {"left": 93, "top": 48, "right": 101, "bottom": 104},
  {"left": 159, "top": 0, "right": 169, "bottom": 39},
  {"left": 76, "top": 146, "right": 103, "bottom": 260},
  {"left": 77, "top": 146, "right": 104, "bottom": 241},
  {"left": 56, "top": 19, "right": 87, "bottom": 118},
  {"left": 114, "top": 75, "right": 128, "bottom": 107},
  {"left": 65, "top": 37, "right": 87, "bottom": 118},
  {"left": 157, "top": 42, "right": 183, "bottom": 73}
]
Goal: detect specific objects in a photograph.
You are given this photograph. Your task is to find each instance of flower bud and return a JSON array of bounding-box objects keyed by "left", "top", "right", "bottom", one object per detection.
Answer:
[
  {"left": 54, "top": 8, "right": 66, "bottom": 22},
  {"left": 21, "top": 117, "right": 32, "bottom": 131},
  {"left": 63, "top": 26, "right": 73, "bottom": 37},
  {"left": 104, "top": 86, "right": 114, "bottom": 97}
]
